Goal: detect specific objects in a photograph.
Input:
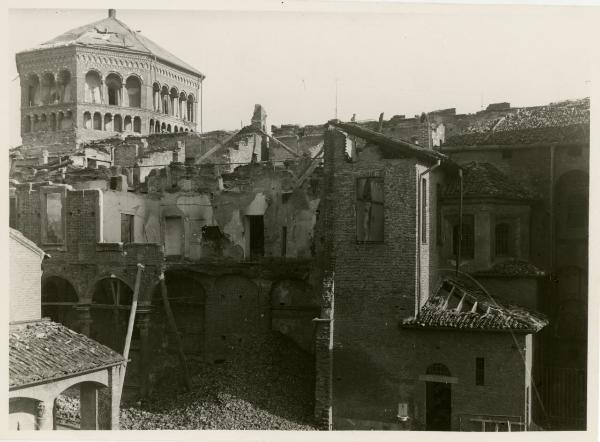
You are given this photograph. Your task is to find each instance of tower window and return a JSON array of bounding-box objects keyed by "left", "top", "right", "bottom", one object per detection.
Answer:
[{"left": 356, "top": 177, "right": 384, "bottom": 242}]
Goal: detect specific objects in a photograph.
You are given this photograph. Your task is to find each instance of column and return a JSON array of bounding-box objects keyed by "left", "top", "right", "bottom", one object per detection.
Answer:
[
  {"left": 35, "top": 400, "right": 54, "bottom": 431},
  {"left": 122, "top": 84, "right": 127, "bottom": 107},
  {"left": 74, "top": 304, "right": 93, "bottom": 336},
  {"left": 136, "top": 307, "right": 152, "bottom": 398},
  {"left": 80, "top": 383, "right": 99, "bottom": 430}
]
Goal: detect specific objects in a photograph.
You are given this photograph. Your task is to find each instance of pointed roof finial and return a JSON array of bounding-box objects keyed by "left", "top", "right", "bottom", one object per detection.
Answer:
[{"left": 108, "top": 9, "right": 117, "bottom": 18}]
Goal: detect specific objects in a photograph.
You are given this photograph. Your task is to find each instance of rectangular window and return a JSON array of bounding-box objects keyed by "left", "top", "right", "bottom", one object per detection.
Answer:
[
  {"left": 247, "top": 215, "right": 265, "bottom": 259},
  {"left": 44, "top": 192, "right": 64, "bottom": 244},
  {"left": 475, "top": 357, "right": 485, "bottom": 386},
  {"left": 452, "top": 215, "right": 474, "bottom": 259},
  {"left": 120, "top": 214, "right": 134, "bottom": 243},
  {"left": 421, "top": 178, "right": 428, "bottom": 244},
  {"left": 356, "top": 177, "right": 384, "bottom": 242},
  {"left": 495, "top": 223, "right": 511, "bottom": 256},
  {"left": 281, "top": 226, "right": 287, "bottom": 257}
]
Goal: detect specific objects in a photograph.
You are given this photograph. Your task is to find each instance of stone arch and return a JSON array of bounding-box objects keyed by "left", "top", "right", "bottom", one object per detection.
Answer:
[
  {"left": 57, "top": 69, "right": 72, "bottom": 103},
  {"left": 179, "top": 91, "right": 187, "bottom": 119},
  {"left": 124, "top": 115, "right": 132, "bottom": 132},
  {"left": 174, "top": 126, "right": 178, "bottom": 133},
  {"left": 160, "top": 122, "right": 166, "bottom": 133},
  {"left": 8, "top": 397, "right": 40, "bottom": 431},
  {"left": 125, "top": 75, "right": 141, "bottom": 108},
  {"left": 155, "top": 120, "right": 160, "bottom": 133},
  {"left": 105, "top": 72, "right": 122, "bottom": 106},
  {"left": 166, "top": 124, "right": 172, "bottom": 133},
  {"left": 104, "top": 113, "right": 113, "bottom": 131},
  {"left": 84, "top": 70, "right": 102, "bottom": 103},
  {"left": 32, "top": 114, "right": 39, "bottom": 132},
  {"left": 187, "top": 94, "right": 195, "bottom": 122},
  {"left": 114, "top": 114, "right": 123, "bottom": 132},
  {"left": 25, "top": 73, "right": 40, "bottom": 106},
  {"left": 133, "top": 116, "right": 141, "bottom": 133},
  {"left": 41, "top": 275, "right": 78, "bottom": 328},
  {"left": 93, "top": 112, "right": 102, "bottom": 130},
  {"left": 149, "top": 118, "right": 155, "bottom": 134},
  {"left": 40, "top": 72, "right": 57, "bottom": 105}
]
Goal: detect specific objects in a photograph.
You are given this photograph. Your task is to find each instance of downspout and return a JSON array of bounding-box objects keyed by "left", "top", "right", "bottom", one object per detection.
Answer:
[
  {"left": 416, "top": 159, "right": 441, "bottom": 315},
  {"left": 456, "top": 168, "right": 464, "bottom": 276}
]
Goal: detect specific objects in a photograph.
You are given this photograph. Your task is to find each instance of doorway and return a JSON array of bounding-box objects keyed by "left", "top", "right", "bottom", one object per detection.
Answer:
[{"left": 426, "top": 381, "right": 452, "bottom": 430}]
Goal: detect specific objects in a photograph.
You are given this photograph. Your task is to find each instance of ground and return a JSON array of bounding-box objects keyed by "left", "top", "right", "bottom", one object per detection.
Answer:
[{"left": 56, "top": 333, "right": 317, "bottom": 430}]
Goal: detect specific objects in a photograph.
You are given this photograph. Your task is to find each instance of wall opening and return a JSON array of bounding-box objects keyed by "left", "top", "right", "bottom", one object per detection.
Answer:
[
  {"left": 125, "top": 76, "right": 141, "bottom": 108},
  {"left": 247, "top": 215, "right": 264, "bottom": 259},
  {"left": 42, "top": 276, "right": 78, "bottom": 327},
  {"left": 165, "top": 217, "right": 183, "bottom": 256}
]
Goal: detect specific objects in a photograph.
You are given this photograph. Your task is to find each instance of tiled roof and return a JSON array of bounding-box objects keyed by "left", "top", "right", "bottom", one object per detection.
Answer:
[
  {"left": 402, "top": 276, "right": 548, "bottom": 333},
  {"left": 9, "top": 320, "right": 124, "bottom": 389},
  {"left": 475, "top": 259, "right": 546, "bottom": 278},
  {"left": 443, "top": 162, "right": 537, "bottom": 201},
  {"left": 24, "top": 15, "right": 203, "bottom": 78},
  {"left": 445, "top": 98, "right": 589, "bottom": 146}
]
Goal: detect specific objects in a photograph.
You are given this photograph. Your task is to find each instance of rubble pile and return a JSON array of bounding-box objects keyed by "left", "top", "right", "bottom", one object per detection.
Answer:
[{"left": 56, "top": 333, "right": 317, "bottom": 430}]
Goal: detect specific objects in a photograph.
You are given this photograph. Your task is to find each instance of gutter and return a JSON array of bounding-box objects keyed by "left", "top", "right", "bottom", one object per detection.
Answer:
[{"left": 416, "top": 159, "right": 441, "bottom": 315}]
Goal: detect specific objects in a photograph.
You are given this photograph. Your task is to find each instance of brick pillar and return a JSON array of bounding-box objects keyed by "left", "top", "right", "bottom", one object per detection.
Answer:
[
  {"left": 80, "top": 383, "right": 99, "bottom": 430},
  {"left": 136, "top": 307, "right": 152, "bottom": 398},
  {"left": 74, "top": 304, "right": 93, "bottom": 336},
  {"left": 35, "top": 400, "right": 54, "bottom": 431}
]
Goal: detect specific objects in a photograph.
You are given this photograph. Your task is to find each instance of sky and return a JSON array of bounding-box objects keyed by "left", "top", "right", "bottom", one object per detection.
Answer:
[{"left": 7, "top": 5, "right": 596, "bottom": 147}]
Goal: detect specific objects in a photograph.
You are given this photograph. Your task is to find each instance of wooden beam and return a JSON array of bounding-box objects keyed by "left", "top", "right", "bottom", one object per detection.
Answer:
[
  {"left": 160, "top": 273, "right": 193, "bottom": 391},
  {"left": 120, "top": 263, "right": 144, "bottom": 393}
]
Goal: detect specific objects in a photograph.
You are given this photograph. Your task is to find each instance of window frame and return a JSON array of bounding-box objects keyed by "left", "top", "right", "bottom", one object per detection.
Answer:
[
  {"left": 40, "top": 186, "right": 67, "bottom": 248},
  {"left": 356, "top": 176, "right": 385, "bottom": 244},
  {"left": 452, "top": 214, "right": 475, "bottom": 260}
]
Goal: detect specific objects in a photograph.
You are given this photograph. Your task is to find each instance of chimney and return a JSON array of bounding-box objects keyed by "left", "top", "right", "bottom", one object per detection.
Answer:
[{"left": 108, "top": 9, "right": 117, "bottom": 18}]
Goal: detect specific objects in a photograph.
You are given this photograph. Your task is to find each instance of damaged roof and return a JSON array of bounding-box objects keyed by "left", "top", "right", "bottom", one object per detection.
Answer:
[
  {"left": 10, "top": 320, "right": 124, "bottom": 389},
  {"left": 402, "top": 276, "right": 548, "bottom": 333},
  {"left": 443, "top": 162, "right": 538, "bottom": 201},
  {"left": 444, "top": 98, "right": 589, "bottom": 146},
  {"left": 329, "top": 120, "right": 453, "bottom": 166},
  {"left": 22, "top": 12, "right": 203, "bottom": 78},
  {"left": 475, "top": 259, "right": 546, "bottom": 278}
]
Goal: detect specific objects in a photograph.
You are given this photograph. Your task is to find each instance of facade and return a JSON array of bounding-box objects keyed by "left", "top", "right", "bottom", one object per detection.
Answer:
[
  {"left": 9, "top": 228, "right": 123, "bottom": 431},
  {"left": 15, "top": 9, "right": 204, "bottom": 160}
]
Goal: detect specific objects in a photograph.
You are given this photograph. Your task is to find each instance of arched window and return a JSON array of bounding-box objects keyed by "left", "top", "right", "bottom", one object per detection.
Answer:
[
  {"left": 124, "top": 115, "right": 132, "bottom": 132},
  {"left": 26, "top": 74, "right": 40, "bottom": 106},
  {"left": 170, "top": 87, "right": 179, "bottom": 117},
  {"left": 133, "top": 116, "right": 141, "bottom": 133},
  {"left": 167, "top": 124, "right": 172, "bottom": 133},
  {"left": 179, "top": 92, "right": 187, "bottom": 120},
  {"left": 83, "top": 112, "right": 92, "bottom": 129},
  {"left": 40, "top": 73, "right": 57, "bottom": 105},
  {"left": 174, "top": 126, "right": 178, "bottom": 133},
  {"left": 155, "top": 120, "right": 160, "bottom": 133},
  {"left": 62, "top": 110, "right": 73, "bottom": 130},
  {"left": 149, "top": 119, "right": 155, "bottom": 134},
  {"left": 57, "top": 112, "right": 64, "bottom": 130},
  {"left": 93, "top": 112, "right": 102, "bottom": 130},
  {"left": 105, "top": 73, "right": 122, "bottom": 106},
  {"left": 32, "top": 115, "right": 39, "bottom": 132},
  {"left": 126, "top": 76, "right": 141, "bottom": 108},
  {"left": 104, "top": 113, "right": 113, "bottom": 131},
  {"left": 114, "top": 114, "right": 123, "bottom": 132},
  {"left": 426, "top": 363, "right": 451, "bottom": 377},
  {"left": 42, "top": 276, "right": 78, "bottom": 326},
  {"left": 39, "top": 114, "right": 47, "bottom": 131},
  {"left": 152, "top": 82, "right": 161, "bottom": 112},
  {"left": 495, "top": 223, "right": 511, "bottom": 256},
  {"left": 161, "top": 86, "right": 170, "bottom": 115},
  {"left": 23, "top": 115, "right": 31, "bottom": 133},
  {"left": 187, "top": 94, "right": 195, "bottom": 122},
  {"left": 161, "top": 122, "right": 166, "bottom": 133},
  {"left": 90, "top": 278, "right": 133, "bottom": 351},
  {"left": 57, "top": 69, "right": 72, "bottom": 103},
  {"left": 49, "top": 113, "right": 57, "bottom": 131},
  {"left": 85, "top": 71, "right": 102, "bottom": 103}
]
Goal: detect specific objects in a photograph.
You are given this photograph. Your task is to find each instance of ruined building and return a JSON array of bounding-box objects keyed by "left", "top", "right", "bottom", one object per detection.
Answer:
[{"left": 15, "top": 9, "right": 204, "bottom": 163}]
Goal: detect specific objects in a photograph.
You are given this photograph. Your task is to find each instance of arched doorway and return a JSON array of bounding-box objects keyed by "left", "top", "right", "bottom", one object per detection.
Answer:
[
  {"left": 425, "top": 363, "right": 452, "bottom": 431},
  {"left": 41, "top": 276, "right": 78, "bottom": 328}
]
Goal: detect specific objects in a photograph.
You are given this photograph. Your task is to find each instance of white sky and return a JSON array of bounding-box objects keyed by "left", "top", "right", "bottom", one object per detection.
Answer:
[{"left": 8, "top": 5, "right": 596, "bottom": 147}]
